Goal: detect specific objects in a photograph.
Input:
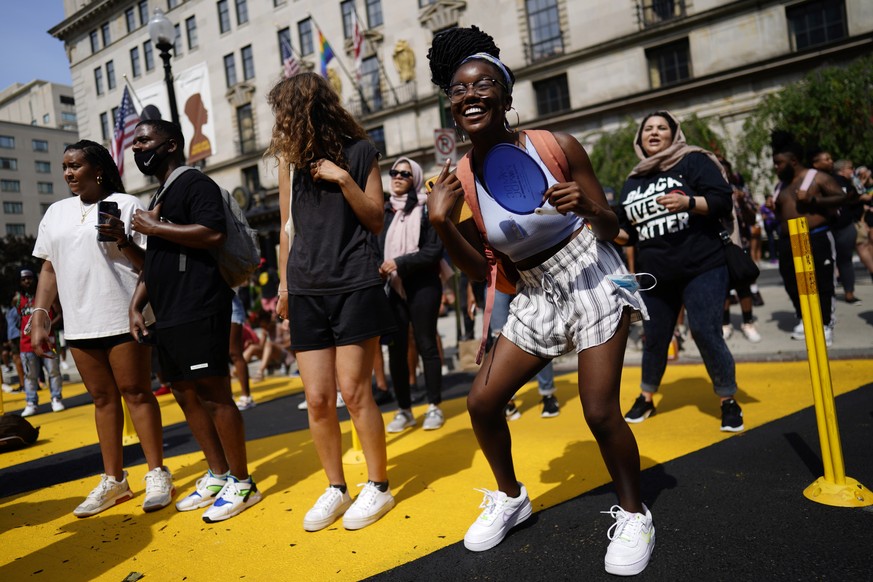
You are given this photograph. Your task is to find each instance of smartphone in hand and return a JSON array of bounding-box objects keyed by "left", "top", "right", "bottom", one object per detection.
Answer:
[{"left": 97, "top": 200, "right": 120, "bottom": 242}]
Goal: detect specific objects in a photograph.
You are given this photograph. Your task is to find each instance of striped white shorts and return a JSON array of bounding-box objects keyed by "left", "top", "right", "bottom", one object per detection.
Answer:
[{"left": 502, "top": 228, "right": 648, "bottom": 358}]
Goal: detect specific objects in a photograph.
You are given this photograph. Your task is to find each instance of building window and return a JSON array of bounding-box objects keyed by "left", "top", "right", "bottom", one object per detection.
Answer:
[
  {"left": 144, "top": 40, "right": 155, "bottom": 71},
  {"left": 237, "top": 104, "right": 256, "bottom": 154},
  {"left": 6, "top": 224, "right": 26, "bottom": 236},
  {"left": 368, "top": 126, "right": 386, "bottom": 157},
  {"left": 366, "top": 0, "right": 383, "bottom": 28},
  {"left": 224, "top": 53, "right": 237, "bottom": 87},
  {"left": 90, "top": 29, "right": 99, "bottom": 53},
  {"left": 100, "top": 112, "right": 110, "bottom": 140},
  {"left": 186, "top": 16, "right": 198, "bottom": 50},
  {"left": 235, "top": 0, "right": 249, "bottom": 25},
  {"left": 101, "top": 22, "right": 111, "bottom": 46},
  {"left": 274, "top": 0, "right": 286, "bottom": 6},
  {"left": 646, "top": 38, "right": 691, "bottom": 88},
  {"left": 419, "top": 0, "right": 436, "bottom": 7},
  {"left": 168, "top": 0, "right": 181, "bottom": 8},
  {"left": 638, "top": 0, "right": 685, "bottom": 27},
  {"left": 242, "top": 165, "right": 261, "bottom": 193},
  {"left": 341, "top": 1, "right": 355, "bottom": 39},
  {"left": 125, "top": 7, "right": 137, "bottom": 32},
  {"left": 35, "top": 161, "right": 52, "bottom": 173},
  {"left": 533, "top": 74, "right": 570, "bottom": 116},
  {"left": 38, "top": 182, "right": 54, "bottom": 194},
  {"left": 40, "top": 203, "right": 52, "bottom": 215},
  {"left": 32, "top": 140, "right": 49, "bottom": 152},
  {"left": 298, "top": 18, "right": 314, "bottom": 56},
  {"left": 241, "top": 45, "right": 255, "bottom": 80},
  {"left": 526, "top": 0, "right": 563, "bottom": 61},
  {"left": 3, "top": 202, "right": 23, "bottom": 214},
  {"left": 0, "top": 158, "right": 17, "bottom": 170},
  {"left": 61, "top": 111, "right": 77, "bottom": 123},
  {"left": 43, "top": 113, "right": 51, "bottom": 124},
  {"left": 139, "top": 1, "right": 149, "bottom": 26},
  {"left": 95, "top": 66, "right": 104, "bottom": 96},
  {"left": 173, "top": 23, "right": 182, "bottom": 55},
  {"left": 130, "top": 47, "right": 142, "bottom": 77},
  {"left": 1, "top": 180, "right": 21, "bottom": 193},
  {"left": 106, "top": 61, "right": 116, "bottom": 90},
  {"left": 361, "top": 56, "right": 382, "bottom": 113},
  {"left": 60, "top": 95, "right": 75, "bottom": 105},
  {"left": 787, "top": 0, "right": 847, "bottom": 51},
  {"left": 218, "top": 0, "right": 231, "bottom": 33},
  {"left": 278, "top": 27, "right": 291, "bottom": 65},
  {"left": 0, "top": 136, "right": 15, "bottom": 149}
]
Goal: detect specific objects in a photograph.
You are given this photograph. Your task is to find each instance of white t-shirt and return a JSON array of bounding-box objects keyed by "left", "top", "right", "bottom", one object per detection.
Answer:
[{"left": 33, "top": 193, "right": 147, "bottom": 340}]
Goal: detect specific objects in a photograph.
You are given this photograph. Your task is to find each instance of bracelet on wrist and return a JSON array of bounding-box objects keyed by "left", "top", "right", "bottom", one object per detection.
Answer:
[
  {"left": 687, "top": 196, "right": 696, "bottom": 211},
  {"left": 117, "top": 236, "right": 133, "bottom": 250}
]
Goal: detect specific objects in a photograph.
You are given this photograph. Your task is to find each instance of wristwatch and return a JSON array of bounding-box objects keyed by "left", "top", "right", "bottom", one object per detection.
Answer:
[{"left": 687, "top": 196, "right": 696, "bottom": 211}]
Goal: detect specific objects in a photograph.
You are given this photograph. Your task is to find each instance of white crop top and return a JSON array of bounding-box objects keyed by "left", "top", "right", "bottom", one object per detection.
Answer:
[{"left": 477, "top": 140, "right": 583, "bottom": 262}]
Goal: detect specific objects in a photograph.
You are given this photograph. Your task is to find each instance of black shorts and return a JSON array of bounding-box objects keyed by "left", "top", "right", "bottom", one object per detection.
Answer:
[
  {"left": 67, "top": 333, "right": 134, "bottom": 351},
  {"left": 156, "top": 310, "right": 231, "bottom": 383},
  {"left": 288, "top": 285, "right": 397, "bottom": 352}
]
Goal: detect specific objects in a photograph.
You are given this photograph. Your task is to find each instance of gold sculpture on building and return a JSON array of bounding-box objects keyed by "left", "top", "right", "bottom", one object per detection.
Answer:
[{"left": 393, "top": 40, "right": 415, "bottom": 83}]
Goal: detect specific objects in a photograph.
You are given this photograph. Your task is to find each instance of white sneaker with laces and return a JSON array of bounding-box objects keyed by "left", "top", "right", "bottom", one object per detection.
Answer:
[
  {"left": 824, "top": 326, "right": 833, "bottom": 347},
  {"left": 422, "top": 404, "right": 445, "bottom": 430},
  {"left": 741, "top": 322, "right": 762, "bottom": 343},
  {"left": 73, "top": 472, "right": 134, "bottom": 517},
  {"left": 463, "top": 483, "right": 532, "bottom": 552},
  {"left": 603, "top": 504, "right": 655, "bottom": 576},
  {"left": 791, "top": 320, "right": 805, "bottom": 340},
  {"left": 175, "top": 470, "right": 229, "bottom": 511},
  {"left": 722, "top": 324, "right": 733, "bottom": 340},
  {"left": 51, "top": 398, "right": 65, "bottom": 412},
  {"left": 342, "top": 482, "right": 395, "bottom": 530},
  {"left": 387, "top": 409, "right": 416, "bottom": 433},
  {"left": 303, "top": 486, "right": 353, "bottom": 531},
  {"left": 142, "top": 466, "right": 175, "bottom": 512},
  {"left": 235, "top": 395, "right": 256, "bottom": 410},
  {"left": 21, "top": 403, "right": 37, "bottom": 417},
  {"left": 202, "top": 476, "right": 262, "bottom": 523}
]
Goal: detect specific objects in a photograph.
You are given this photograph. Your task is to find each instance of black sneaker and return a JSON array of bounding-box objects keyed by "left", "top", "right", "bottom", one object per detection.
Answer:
[
  {"left": 624, "top": 395, "right": 655, "bottom": 423},
  {"left": 720, "top": 398, "right": 744, "bottom": 432},
  {"left": 504, "top": 400, "right": 521, "bottom": 421},
  {"left": 752, "top": 291, "right": 765, "bottom": 307},
  {"left": 540, "top": 395, "right": 560, "bottom": 418},
  {"left": 373, "top": 389, "right": 395, "bottom": 406}
]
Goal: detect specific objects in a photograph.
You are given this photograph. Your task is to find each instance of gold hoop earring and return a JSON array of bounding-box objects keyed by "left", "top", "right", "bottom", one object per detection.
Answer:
[
  {"left": 504, "top": 107, "right": 520, "bottom": 133},
  {"left": 97, "top": 175, "right": 103, "bottom": 185}
]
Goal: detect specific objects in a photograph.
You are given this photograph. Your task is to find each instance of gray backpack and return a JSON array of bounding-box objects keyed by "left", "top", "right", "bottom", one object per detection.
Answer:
[{"left": 157, "top": 166, "right": 260, "bottom": 288}]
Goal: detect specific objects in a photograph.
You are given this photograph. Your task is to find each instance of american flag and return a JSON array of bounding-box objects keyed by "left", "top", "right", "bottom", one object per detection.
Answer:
[
  {"left": 280, "top": 34, "right": 301, "bottom": 78},
  {"left": 110, "top": 87, "right": 140, "bottom": 177},
  {"left": 352, "top": 12, "right": 364, "bottom": 82}
]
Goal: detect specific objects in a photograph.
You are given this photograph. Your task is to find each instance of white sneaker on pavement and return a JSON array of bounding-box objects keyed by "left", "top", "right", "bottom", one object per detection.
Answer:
[
  {"left": 342, "top": 482, "right": 395, "bottom": 530},
  {"left": 303, "top": 486, "right": 352, "bottom": 531},
  {"left": 143, "top": 466, "right": 175, "bottom": 512},
  {"left": 201, "top": 475, "right": 262, "bottom": 523},
  {"left": 175, "top": 470, "right": 229, "bottom": 511},
  {"left": 386, "top": 409, "right": 416, "bottom": 433},
  {"left": 722, "top": 324, "right": 733, "bottom": 340},
  {"left": 741, "top": 322, "right": 762, "bottom": 343},
  {"left": 73, "top": 472, "right": 134, "bottom": 517},
  {"left": 21, "top": 403, "right": 37, "bottom": 417},
  {"left": 463, "top": 483, "right": 532, "bottom": 552},
  {"left": 421, "top": 404, "right": 445, "bottom": 430},
  {"left": 51, "top": 398, "right": 65, "bottom": 412},
  {"left": 603, "top": 504, "right": 655, "bottom": 576}
]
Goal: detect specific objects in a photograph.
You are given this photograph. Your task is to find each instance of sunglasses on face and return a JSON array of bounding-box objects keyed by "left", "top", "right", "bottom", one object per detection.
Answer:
[{"left": 389, "top": 169, "right": 413, "bottom": 179}]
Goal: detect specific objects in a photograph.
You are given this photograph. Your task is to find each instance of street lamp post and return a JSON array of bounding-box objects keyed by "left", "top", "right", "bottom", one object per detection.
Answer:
[{"left": 148, "top": 8, "right": 180, "bottom": 127}]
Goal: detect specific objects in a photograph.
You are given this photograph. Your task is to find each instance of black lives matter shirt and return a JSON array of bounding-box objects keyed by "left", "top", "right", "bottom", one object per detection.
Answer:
[
  {"left": 144, "top": 169, "right": 232, "bottom": 328},
  {"left": 618, "top": 152, "right": 733, "bottom": 283}
]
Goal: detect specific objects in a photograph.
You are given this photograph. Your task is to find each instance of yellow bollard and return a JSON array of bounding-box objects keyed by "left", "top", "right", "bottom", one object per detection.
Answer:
[
  {"left": 121, "top": 399, "right": 140, "bottom": 446},
  {"left": 341, "top": 424, "right": 365, "bottom": 465},
  {"left": 788, "top": 217, "right": 871, "bottom": 507}
]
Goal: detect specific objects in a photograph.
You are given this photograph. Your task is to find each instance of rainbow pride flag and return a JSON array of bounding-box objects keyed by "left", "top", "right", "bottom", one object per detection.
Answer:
[{"left": 318, "top": 30, "right": 335, "bottom": 77}]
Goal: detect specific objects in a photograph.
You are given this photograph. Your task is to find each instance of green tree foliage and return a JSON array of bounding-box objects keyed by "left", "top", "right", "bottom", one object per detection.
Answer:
[
  {"left": 0, "top": 235, "right": 39, "bottom": 306},
  {"left": 738, "top": 56, "right": 873, "bottom": 192},
  {"left": 590, "top": 114, "right": 727, "bottom": 195}
]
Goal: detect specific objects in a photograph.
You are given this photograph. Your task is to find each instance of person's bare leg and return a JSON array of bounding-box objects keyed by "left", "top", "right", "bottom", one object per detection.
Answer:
[
  {"left": 373, "top": 347, "right": 388, "bottom": 391},
  {"left": 296, "top": 347, "right": 345, "bottom": 485},
  {"left": 229, "top": 322, "right": 250, "bottom": 398},
  {"left": 194, "top": 375, "right": 249, "bottom": 478},
  {"left": 171, "top": 380, "right": 230, "bottom": 475}
]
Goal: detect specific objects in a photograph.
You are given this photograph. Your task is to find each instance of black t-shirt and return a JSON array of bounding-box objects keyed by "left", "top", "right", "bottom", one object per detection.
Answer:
[
  {"left": 144, "top": 169, "right": 232, "bottom": 328},
  {"left": 618, "top": 152, "right": 733, "bottom": 282},
  {"left": 832, "top": 173, "right": 863, "bottom": 227},
  {"left": 287, "top": 140, "right": 382, "bottom": 294}
]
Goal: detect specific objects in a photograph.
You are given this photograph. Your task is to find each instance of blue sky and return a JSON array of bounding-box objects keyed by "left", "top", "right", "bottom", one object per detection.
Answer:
[{"left": 1, "top": 1, "right": 72, "bottom": 89}]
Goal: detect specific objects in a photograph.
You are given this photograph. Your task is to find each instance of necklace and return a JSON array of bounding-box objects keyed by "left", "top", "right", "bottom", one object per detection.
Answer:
[{"left": 79, "top": 198, "right": 97, "bottom": 223}]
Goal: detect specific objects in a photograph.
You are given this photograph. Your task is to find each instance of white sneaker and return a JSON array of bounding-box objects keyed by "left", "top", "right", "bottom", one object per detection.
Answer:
[
  {"left": 603, "top": 504, "right": 655, "bottom": 576},
  {"left": 297, "top": 398, "right": 308, "bottom": 410},
  {"left": 336, "top": 393, "right": 346, "bottom": 408},
  {"left": 791, "top": 320, "right": 805, "bottom": 340},
  {"left": 422, "top": 404, "right": 445, "bottom": 431},
  {"left": 235, "top": 395, "right": 256, "bottom": 410},
  {"left": 463, "top": 483, "right": 532, "bottom": 552},
  {"left": 303, "top": 486, "right": 353, "bottom": 531},
  {"left": 824, "top": 326, "right": 833, "bottom": 347},
  {"left": 342, "top": 482, "right": 395, "bottom": 530},
  {"left": 61, "top": 360, "right": 70, "bottom": 371},
  {"left": 73, "top": 472, "right": 134, "bottom": 517},
  {"left": 1, "top": 383, "right": 13, "bottom": 393},
  {"left": 175, "top": 470, "right": 229, "bottom": 511},
  {"left": 21, "top": 403, "right": 37, "bottom": 417},
  {"left": 202, "top": 476, "right": 262, "bottom": 523},
  {"left": 722, "top": 324, "right": 733, "bottom": 340},
  {"left": 741, "top": 323, "right": 762, "bottom": 343},
  {"left": 51, "top": 398, "right": 65, "bottom": 412},
  {"left": 386, "top": 409, "right": 416, "bottom": 433},
  {"left": 142, "top": 466, "right": 175, "bottom": 513}
]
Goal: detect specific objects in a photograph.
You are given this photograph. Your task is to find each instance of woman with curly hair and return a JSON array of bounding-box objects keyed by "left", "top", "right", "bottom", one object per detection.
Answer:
[
  {"left": 267, "top": 72, "right": 397, "bottom": 532},
  {"left": 426, "top": 27, "right": 653, "bottom": 574}
]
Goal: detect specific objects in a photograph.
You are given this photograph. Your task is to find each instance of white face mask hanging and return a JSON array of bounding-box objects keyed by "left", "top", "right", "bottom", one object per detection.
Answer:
[{"left": 607, "top": 272, "right": 657, "bottom": 293}]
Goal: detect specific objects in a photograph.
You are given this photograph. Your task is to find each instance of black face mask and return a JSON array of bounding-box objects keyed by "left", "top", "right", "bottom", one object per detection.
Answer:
[{"left": 134, "top": 141, "right": 169, "bottom": 176}]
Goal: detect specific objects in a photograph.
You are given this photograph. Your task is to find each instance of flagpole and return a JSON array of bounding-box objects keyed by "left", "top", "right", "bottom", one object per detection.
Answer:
[
  {"left": 351, "top": 7, "right": 401, "bottom": 107},
  {"left": 308, "top": 13, "right": 372, "bottom": 114},
  {"left": 122, "top": 74, "right": 145, "bottom": 110}
]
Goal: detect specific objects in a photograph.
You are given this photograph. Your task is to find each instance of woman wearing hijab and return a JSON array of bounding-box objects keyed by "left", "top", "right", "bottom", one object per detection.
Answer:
[
  {"left": 379, "top": 158, "right": 446, "bottom": 433},
  {"left": 616, "top": 111, "right": 744, "bottom": 432}
]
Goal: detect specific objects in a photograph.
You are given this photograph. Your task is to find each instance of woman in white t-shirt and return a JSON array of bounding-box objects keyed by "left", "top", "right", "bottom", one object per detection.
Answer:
[{"left": 28, "top": 140, "right": 174, "bottom": 518}]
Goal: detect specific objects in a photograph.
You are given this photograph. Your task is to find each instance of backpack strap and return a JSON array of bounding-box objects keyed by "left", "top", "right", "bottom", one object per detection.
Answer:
[
  {"left": 524, "top": 130, "right": 569, "bottom": 182},
  {"left": 799, "top": 169, "right": 817, "bottom": 193}
]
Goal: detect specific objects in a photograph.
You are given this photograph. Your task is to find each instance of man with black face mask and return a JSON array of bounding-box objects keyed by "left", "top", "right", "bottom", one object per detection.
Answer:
[
  {"left": 770, "top": 130, "right": 846, "bottom": 346},
  {"left": 129, "top": 119, "right": 261, "bottom": 523}
]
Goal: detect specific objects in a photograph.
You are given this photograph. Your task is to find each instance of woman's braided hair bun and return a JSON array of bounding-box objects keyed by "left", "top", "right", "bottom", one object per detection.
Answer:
[{"left": 427, "top": 26, "right": 501, "bottom": 90}]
